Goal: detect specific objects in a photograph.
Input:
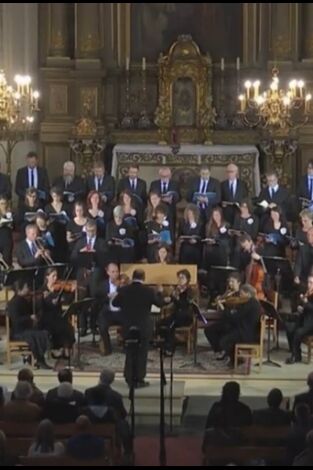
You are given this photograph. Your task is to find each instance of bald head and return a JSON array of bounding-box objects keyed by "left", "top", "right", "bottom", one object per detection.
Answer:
[
  {"left": 226, "top": 163, "right": 238, "bottom": 181},
  {"left": 63, "top": 161, "right": 75, "bottom": 179}
]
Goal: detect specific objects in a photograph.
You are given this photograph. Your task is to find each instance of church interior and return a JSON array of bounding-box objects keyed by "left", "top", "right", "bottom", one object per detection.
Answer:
[{"left": 0, "top": 2, "right": 313, "bottom": 466}]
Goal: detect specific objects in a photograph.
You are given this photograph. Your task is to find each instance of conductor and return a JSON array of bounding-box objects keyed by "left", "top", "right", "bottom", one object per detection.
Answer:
[{"left": 112, "top": 269, "right": 164, "bottom": 388}]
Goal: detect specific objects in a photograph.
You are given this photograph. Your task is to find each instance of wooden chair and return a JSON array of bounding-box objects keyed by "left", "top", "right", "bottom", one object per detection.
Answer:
[
  {"left": 5, "top": 315, "right": 34, "bottom": 368},
  {"left": 175, "top": 315, "right": 196, "bottom": 354},
  {"left": 302, "top": 335, "right": 313, "bottom": 364},
  {"left": 234, "top": 315, "right": 266, "bottom": 373}
]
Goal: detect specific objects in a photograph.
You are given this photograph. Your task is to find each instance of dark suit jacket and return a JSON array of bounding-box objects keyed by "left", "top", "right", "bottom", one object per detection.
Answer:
[
  {"left": 205, "top": 400, "right": 252, "bottom": 428},
  {"left": 70, "top": 236, "right": 108, "bottom": 270},
  {"left": 186, "top": 177, "right": 221, "bottom": 206},
  {"left": 84, "top": 384, "right": 127, "bottom": 419},
  {"left": 7, "top": 295, "right": 33, "bottom": 337},
  {"left": 15, "top": 166, "right": 50, "bottom": 200},
  {"left": 16, "top": 240, "right": 44, "bottom": 267},
  {"left": 221, "top": 179, "right": 248, "bottom": 203},
  {"left": 297, "top": 175, "right": 312, "bottom": 200},
  {"left": 0, "top": 172, "right": 12, "bottom": 200},
  {"left": 53, "top": 175, "right": 87, "bottom": 200},
  {"left": 227, "top": 297, "right": 261, "bottom": 343},
  {"left": 257, "top": 186, "right": 289, "bottom": 213},
  {"left": 294, "top": 244, "right": 313, "bottom": 281},
  {"left": 253, "top": 407, "right": 291, "bottom": 426},
  {"left": 293, "top": 389, "right": 313, "bottom": 414},
  {"left": 117, "top": 177, "right": 147, "bottom": 204},
  {"left": 149, "top": 179, "right": 180, "bottom": 205},
  {"left": 45, "top": 387, "right": 86, "bottom": 407},
  {"left": 86, "top": 175, "right": 115, "bottom": 203},
  {"left": 112, "top": 281, "right": 163, "bottom": 332}
]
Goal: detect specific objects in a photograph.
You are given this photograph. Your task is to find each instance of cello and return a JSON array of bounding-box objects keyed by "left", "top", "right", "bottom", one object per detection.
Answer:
[{"left": 246, "top": 251, "right": 267, "bottom": 300}]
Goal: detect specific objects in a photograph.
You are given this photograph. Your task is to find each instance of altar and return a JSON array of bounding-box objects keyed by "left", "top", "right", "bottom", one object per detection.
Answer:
[{"left": 112, "top": 144, "right": 260, "bottom": 197}]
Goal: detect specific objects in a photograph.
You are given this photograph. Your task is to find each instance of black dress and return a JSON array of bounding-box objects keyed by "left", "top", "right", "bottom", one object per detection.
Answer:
[
  {"left": 66, "top": 219, "right": 85, "bottom": 253},
  {"left": 40, "top": 290, "right": 75, "bottom": 349},
  {"left": 145, "top": 219, "right": 173, "bottom": 262},
  {"left": 178, "top": 220, "right": 203, "bottom": 267},
  {"left": 233, "top": 214, "right": 259, "bottom": 241},
  {"left": 262, "top": 220, "right": 289, "bottom": 257},
  {"left": 0, "top": 213, "right": 13, "bottom": 266},
  {"left": 105, "top": 221, "right": 135, "bottom": 264},
  {"left": 45, "top": 203, "right": 70, "bottom": 262}
]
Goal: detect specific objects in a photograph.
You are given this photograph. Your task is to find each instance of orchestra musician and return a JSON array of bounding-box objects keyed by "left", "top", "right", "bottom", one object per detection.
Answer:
[
  {"left": 205, "top": 272, "right": 241, "bottom": 354},
  {"left": 206, "top": 283, "right": 261, "bottom": 366},
  {"left": 0, "top": 196, "right": 13, "bottom": 267},
  {"left": 294, "top": 227, "right": 313, "bottom": 287},
  {"left": 39, "top": 268, "right": 75, "bottom": 360},
  {"left": 285, "top": 274, "right": 313, "bottom": 364},
  {"left": 15, "top": 151, "right": 50, "bottom": 205},
  {"left": 7, "top": 279, "right": 51, "bottom": 369},
  {"left": 16, "top": 223, "right": 52, "bottom": 268}
]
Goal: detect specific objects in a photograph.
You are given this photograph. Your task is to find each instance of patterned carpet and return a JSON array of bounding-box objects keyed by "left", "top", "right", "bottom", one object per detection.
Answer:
[{"left": 56, "top": 341, "right": 248, "bottom": 375}]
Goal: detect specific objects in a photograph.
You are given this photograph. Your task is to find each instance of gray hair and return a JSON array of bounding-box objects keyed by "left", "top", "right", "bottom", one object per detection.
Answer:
[
  {"left": 14, "top": 381, "right": 32, "bottom": 400},
  {"left": 113, "top": 205, "right": 124, "bottom": 218},
  {"left": 57, "top": 382, "right": 73, "bottom": 399},
  {"left": 63, "top": 161, "right": 75, "bottom": 171},
  {"left": 99, "top": 368, "right": 115, "bottom": 386}
]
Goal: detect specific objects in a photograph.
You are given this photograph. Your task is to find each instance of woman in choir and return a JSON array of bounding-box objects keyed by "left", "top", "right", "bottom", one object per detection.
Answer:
[
  {"left": 145, "top": 204, "right": 173, "bottom": 262},
  {"left": 105, "top": 205, "right": 135, "bottom": 264},
  {"left": 66, "top": 202, "right": 87, "bottom": 252},
  {"left": 202, "top": 206, "right": 230, "bottom": 268},
  {"left": 154, "top": 243, "right": 173, "bottom": 264},
  {"left": 40, "top": 267, "right": 75, "bottom": 359},
  {"left": 16, "top": 187, "right": 40, "bottom": 232},
  {"left": 233, "top": 199, "right": 259, "bottom": 241},
  {"left": 86, "top": 190, "right": 110, "bottom": 238},
  {"left": 45, "top": 186, "right": 69, "bottom": 262},
  {"left": 178, "top": 203, "right": 203, "bottom": 266},
  {"left": 0, "top": 196, "right": 13, "bottom": 267},
  {"left": 295, "top": 209, "right": 313, "bottom": 245},
  {"left": 262, "top": 206, "right": 289, "bottom": 258}
]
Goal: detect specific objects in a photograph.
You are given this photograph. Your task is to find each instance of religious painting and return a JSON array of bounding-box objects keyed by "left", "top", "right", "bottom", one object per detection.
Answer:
[
  {"left": 131, "top": 3, "right": 242, "bottom": 61},
  {"left": 172, "top": 78, "right": 196, "bottom": 127}
]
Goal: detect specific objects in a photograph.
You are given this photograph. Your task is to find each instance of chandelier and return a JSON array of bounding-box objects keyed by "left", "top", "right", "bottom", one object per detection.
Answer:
[{"left": 238, "top": 67, "right": 312, "bottom": 130}]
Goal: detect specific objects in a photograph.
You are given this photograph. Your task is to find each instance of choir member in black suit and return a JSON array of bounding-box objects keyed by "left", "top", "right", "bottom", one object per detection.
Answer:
[
  {"left": 15, "top": 151, "right": 50, "bottom": 204},
  {"left": 294, "top": 228, "right": 313, "bottom": 286},
  {"left": 178, "top": 203, "right": 203, "bottom": 267},
  {"left": 39, "top": 268, "right": 75, "bottom": 359},
  {"left": 0, "top": 164, "right": 12, "bottom": 200},
  {"left": 70, "top": 219, "right": 108, "bottom": 271},
  {"left": 45, "top": 186, "right": 69, "bottom": 262},
  {"left": 262, "top": 206, "right": 289, "bottom": 258},
  {"left": 256, "top": 170, "right": 290, "bottom": 228},
  {"left": 186, "top": 165, "right": 221, "bottom": 221},
  {"left": 232, "top": 199, "right": 259, "bottom": 241},
  {"left": 116, "top": 163, "right": 147, "bottom": 206},
  {"left": 93, "top": 263, "right": 123, "bottom": 355},
  {"left": 285, "top": 275, "right": 313, "bottom": 364},
  {"left": 221, "top": 163, "right": 248, "bottom": 224},
  {"left": 0, "top": 197, "right": 13, "bottom": 267},
  {"left": 145, "top": 204, "right": 173, "bottom": 263},
  {"left": 295, "top": 209, "right": 313, "bottom": 246},
  {"left": 16, "top": 224, "right": 50, "bottom": 268},
  {"left": 297, "top": 159, "right": 313, "bottom": 203},
  {"left": 105, "top": 206, "right": 135, "bottom": 264},
  {"left": 7, "top": 280, "right": 50, "bottom": 368},
  {"left": 16, "top": 187, "right": 41, "bottom": 232},
  {"left": 53, "top": 161, "right": 86, "bottom": 203},
  {"left": 86, "top": 160, "right": 115, "bottom": 204},
  {"left": 87, "top": 190, "right": 111, "bottom": 238},
  {"left": 112, "top": 269, "right": 164, "bottom": 387},
  {"left": 149, "top": 166, "right": 180, "bottom": 215}
]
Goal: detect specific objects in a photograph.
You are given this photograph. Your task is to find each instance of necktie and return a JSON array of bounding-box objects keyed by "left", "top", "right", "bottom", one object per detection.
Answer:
[
  {"left": 30, "top": 169, "right": 34, "bottom": 188},
  {"left": 31, "top": 242, "right": 36, "bottom": 256},
  {"left": 162, "top": 182, "right": 167, "bottom": 194},
  {"left": 97, "top": 178, "right": 101, "bottom": 191},
  {"left": 310, "top": 178, "right": 313, "bottom": 200},
  {"left": 230, "top": 181, "right": 234, "bottom": 198},
  {"left": 86, "top": 238, "right": 91, "bottom": 251},
  {"left": 200, "top": 180, "right": 207, "bottom": 194},
  {"left": 270, "top": 187, "right": 273, "bottom": 199},
  {"left": 131, "top": 180, "right": 135, "bottom": 191}
]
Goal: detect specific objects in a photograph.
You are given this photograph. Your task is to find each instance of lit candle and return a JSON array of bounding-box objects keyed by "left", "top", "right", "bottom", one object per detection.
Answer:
[
  {"left": 239, "top": 95, "right": 245, "bottom": 112},
  {"left": 142, "top": 57, "right": 146, "bottom": 71},
  {"left": 221, "top": 57, "right": 225, "bottom": 72},
  {"left": 126, "top": 57, "right": 130, "bottom": 71},
  {"left": 236, "top": 57, "right": 240, "bottom": 71}
]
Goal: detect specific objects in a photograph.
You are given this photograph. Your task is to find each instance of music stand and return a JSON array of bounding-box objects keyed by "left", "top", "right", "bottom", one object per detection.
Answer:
[
  {"left": 210, "top": 265, "right": 237, "bottom": 296},
  {"left": 64, "top": 297, "right": 96, "bottom": 370},
  {"left": 259, "top": 299, "right": 281, "bottom": 368},
  {"left": 179, "top": 302, "right": 207, "bottom": 371}
]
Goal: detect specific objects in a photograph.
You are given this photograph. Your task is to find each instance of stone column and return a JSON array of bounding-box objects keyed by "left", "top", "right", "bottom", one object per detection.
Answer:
[
  {"left": 49, "top": 3, "right": 71, "bottom": 57},
  {"left": 302, "top": 4, "right": 313, "bottom": 59},
  {"left": 76, "top": 3, "right": 101, "bottom": 59},
  {"left": 269, "top": 3, "right": 294, "bottom": 61}
]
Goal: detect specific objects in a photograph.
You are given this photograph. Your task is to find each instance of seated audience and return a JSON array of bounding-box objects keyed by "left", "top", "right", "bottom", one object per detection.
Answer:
[
  {"left": 45, "top": 368, "right": 85, "bottom": 407},
  {"left": 293, "top": 429, "right": 313, "bottom": 466},
  {"left": 1, "top": 381, "right": 42, "bottom": 422},
  {"left": 205, "top": 381, "right": 252, "bottom": 429},
  {"left": 286, "top": 403, "right": 313, "bottom": 464},
  {"left": 11, "top": 368, "right": 44, "bottom": 407},
  {"left": 66, "top": 415, "right": 107, "bottom": 460},
  {"left": 28, "top": 419, "right": 65, "bottom": 457},
  {"left": 293, "top": 371, "right": 313, "bottom": 414},
  {"left": 253, "top": 388, "right": 291, "bottom": 426},
  {"left": 44, "top": 382, "right": 79, "bottom": 424},
  {"left": 0, "top": 430, "right": 18, "bottom": 466}
]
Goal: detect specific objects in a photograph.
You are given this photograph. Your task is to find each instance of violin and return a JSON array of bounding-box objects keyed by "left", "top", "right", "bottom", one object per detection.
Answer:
[
  {"left": 52, "top": 280, "right": 77, "bottom": 293},
  {"left": 223, "top": 295, "right": 250, "bottom": 307}
]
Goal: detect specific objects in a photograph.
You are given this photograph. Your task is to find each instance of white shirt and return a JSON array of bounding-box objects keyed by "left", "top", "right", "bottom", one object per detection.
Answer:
[
  {"left": 129, "top": 178, "right": 137, "bottom": 190},
  {"left": 26, "top": 238, "right": 36, "bottom": 255},
  {"left": 199, "top": 179, "right": 208, "bottom": 193},
  {"left": 109, "top": 280, "right": 120, "bottom": 312},
  {"left": 269, "top": 184, "right": 279, "bottom": 197},
  {"left": 28, "top": 166, "right": 38, "bottom": 188},
  {"left": 86, "top": 236, "right": 96, "bottom": 249},
  {"left": 94, "top": 176, "right": 103, "bottom": 191},
  {"left": 229, "top": 178, "right": 237, "bottom": 196}
]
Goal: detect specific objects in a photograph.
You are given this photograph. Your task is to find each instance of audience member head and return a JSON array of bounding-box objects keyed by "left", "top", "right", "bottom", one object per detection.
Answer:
[
  {"left": 14, "top": 381, "right": 32, "bottom": 401},
  {"left": 57, "top": 382, "right": 73, "bottom": 400},
  {"left": 99, "top": 368, "right": 115, "bottom": 386},
  {"left": 17, "top": 368, "right": 34, "bottom": 385},
  {"left": 76, "top": 415, "right": 92, "bottom": 434},
  {"left": 58, "top": 368, "right": 73, "bottom": 384},
  {"left": 221, "top": 381, "right": 240, "bottom": 404},
  {"left": 132, "top": 269, "right": 145, "bottom": 282},
  {"left": 34, "top": 419, "right": 55, "bottom": 452},
  {"left": 267, "top": 388, "right": 283, "bottom": 409},
  {"left": 26, "top": 151, "right": 38, "bottom": 169}
]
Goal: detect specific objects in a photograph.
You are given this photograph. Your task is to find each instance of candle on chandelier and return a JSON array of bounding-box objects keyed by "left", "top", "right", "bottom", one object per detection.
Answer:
[
  {"left": 236, "top": 57, "right": 240, "bottom": 71},
  {"left": 126, "top": 57, "right": 130, "bottom": 71},
  {"left": 142, "top": 57, "right": 146, "bottom": 71},
  {"left": 220, "top": 57, "right": 225, "bottom": 72}
]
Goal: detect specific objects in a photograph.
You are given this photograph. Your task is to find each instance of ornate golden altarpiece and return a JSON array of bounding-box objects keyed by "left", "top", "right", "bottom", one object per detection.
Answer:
[{"left": 154, "top": 35, "right": 215, "bottom": 145}]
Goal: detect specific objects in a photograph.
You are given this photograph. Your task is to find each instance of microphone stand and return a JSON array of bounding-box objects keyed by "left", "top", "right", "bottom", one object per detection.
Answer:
[{"left": 159, "top": 342, "right": 167, "bottom": 467}]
